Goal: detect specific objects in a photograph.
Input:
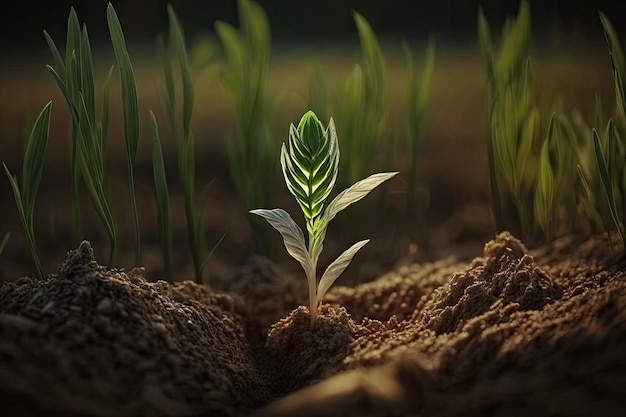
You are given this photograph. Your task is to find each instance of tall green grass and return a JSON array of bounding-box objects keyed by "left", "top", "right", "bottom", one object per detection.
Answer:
[
  {"left": 403, "top": 38, "right": 436, "bottom": 216},
  {"left": 157, "top": 5, "right": 215, "bottom": 283},
  {"left": 44, "top": 4, "right": 141, "bottom": 265},
  {"left": 335, "top": 12, "right": 389, "bottom": 189},
  {"left": 596, "top": 13, "right": 626, "bottom": 250},
  {"left": 3, "top": 102, "right": 52, "bottom": 279},
  {"left": 480, "top": 1, "right": 625, "bottom": 252},
  {"left": 479, "top": 0, "right": 539, "bottom": 240},
  {"left": 45, "top": 8, "right": 118, "bottom": 265},
  {"left": 44, "top": 8, "right": 101, "bottom": 245},
  {"left": 107, "top": 3, "right": 141, "bottom": 265},
  {"left": 149, "top": 111, "right": 174, "bottom": 282},
  {"left": 216, "top": 0, "right": 277, "bottom": 254}
]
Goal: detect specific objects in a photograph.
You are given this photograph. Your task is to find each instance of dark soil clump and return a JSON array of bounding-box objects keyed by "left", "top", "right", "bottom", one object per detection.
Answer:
[{"left": 0, "top": 241, "right": 269, "bottom": 417}]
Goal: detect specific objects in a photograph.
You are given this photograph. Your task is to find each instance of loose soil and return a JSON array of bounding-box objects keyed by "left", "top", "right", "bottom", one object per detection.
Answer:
[{"left": 1, "top": 231, "right": 625, "bottom": 417}]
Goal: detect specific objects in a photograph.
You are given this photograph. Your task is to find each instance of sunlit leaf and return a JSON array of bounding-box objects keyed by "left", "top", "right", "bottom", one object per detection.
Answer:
[
  {"left": 323, "top": 172, "right": 398, "bottom": 225},
  {"left": 250, "top": 208, "right": 311, "bottom": 275},
  {"left": 317, "top": 239, "right": 369, "bottom": 305}
]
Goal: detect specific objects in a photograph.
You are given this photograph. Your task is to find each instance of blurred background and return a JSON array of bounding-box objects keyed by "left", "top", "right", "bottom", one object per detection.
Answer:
[
  {"left": 1, "top": 0, "right": 625, "bottom": 282},
  {"left": 2, "top": 0, "right": 626, "bottom": 52}
]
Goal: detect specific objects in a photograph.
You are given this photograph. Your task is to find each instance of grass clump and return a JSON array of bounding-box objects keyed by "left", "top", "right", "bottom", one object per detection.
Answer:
[
  {"left": 480, "top": 1, "right": 625, "bottom": 253},
  {"left": 45, "top": 8, "right": 117, "bottom": 256},
  {"left": 3, "top": 102, "right": 52, "bottom": 279},
  {"left": 479, "top": 0, "right": 539, "bottom": 240},
  {"left": 216, "top": 0, "right": 277, "bottom": 254},
  {"left": 157, "top": 5, "right": 221, "bottom": 284},
  {"left": 589, "top": 13, "right": 626, "bottom": 250},
  {"left": 251, "top": 110, "right": 397, "bottom": 327},
  {"left": 45, "top": 4, "right": 140, "bottom": 266}
]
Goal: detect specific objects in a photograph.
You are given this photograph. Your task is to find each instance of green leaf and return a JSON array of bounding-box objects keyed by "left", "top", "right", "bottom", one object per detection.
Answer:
[
  {"left": 3, "top": 101, "right": 52, "bottom": 279},
  {"left": 101, "top": 65, "right": 114, "bottom": 151},
  {"left": 534, "top": 119, "right": 555, "bottom": 239},
  {"left": 21, "top": 101, "right": 53, "bottom": 219},
  {"left": 323, "top": 172, "right": 398, "bottom": 225},
  {"left": 150, "top": 111, "right": 174, "bottom": 282},
  {"left": 167, "top": 4, "right": 194, "bottom": 141},
  {"left": 594, "top": 124, "right": 626, "bottom": 248},
  {"left": 108, "top": 3, "right": 141, "bottom": 264},
  {"left": 249, "top": 208, "right": 312, "bottom": 276},
  {"left": 107, "top": 3, "right": 140, "bottom": 163},
  {"left": 281, "top": 112, "right": 339, "bottom": 230},
  {"left": 43, "top": 30, "right": 66, "bottom": 80},
  {"left": 46, "top": 65, "right": 79, "bottom": 124},
  {"left": 317, "top": 239, "right": 369, "bottom": 305},
  {"left": 79, "top": 25, "right": 96, "bottom": 124},
  {"left": 0, "top": 231, "right": 9, "bottom": 257}
]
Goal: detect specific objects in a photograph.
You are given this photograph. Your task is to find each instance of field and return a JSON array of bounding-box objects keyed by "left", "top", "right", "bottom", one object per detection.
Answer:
[
  {"left": 1, "top": 4, "right": 625, "bottom": 415},
  {"left": 0, "top": 43, "right": 615, "bottom": 281}
]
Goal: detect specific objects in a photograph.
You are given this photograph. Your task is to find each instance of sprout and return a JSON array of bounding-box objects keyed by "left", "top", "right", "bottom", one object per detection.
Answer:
[
  {"left": 3, "top": 102, "right": 52, "bottom": 279},
  {"left": 251, "top": 111, "right": 397, "bottom": 327}
]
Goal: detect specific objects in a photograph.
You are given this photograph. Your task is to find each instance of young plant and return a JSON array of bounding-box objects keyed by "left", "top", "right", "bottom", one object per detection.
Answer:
[
  {"left": 593, "top": 124, "right": 626, "bottom": 251},
  {"left": 250, "top": 111, "right": 398, "bottom": 327},
  {"left": 46, "top": 7, "right": 118, "bottom": 265},
  {"left": 158, "top": 5, "right": 227, "bottom": 283},
  {"left": 336, "top": 12, "right": 389, "bottom": 189},
  {"left": 3, "top": 101, "right": 52, "bottom": 279},
  {"left": 157, "top": 5, "right": 203, "bottom": 283},
  {"left": 107, "top": 3, "right": 141, "bottom": 265},
  {"left": 479, "top": 0, "right": 540, "bottom": 239},
  {"left": 533, "top": 114, "right": 557, "bottom": 240},
  {"left": 216, "top": 0, "right": 277, "bottom": 254},
  {"left": 403, "top": 38, "right": 435, "bottom": 215},
  {"left": 149, "top": 111, "right": 174, "bottom": 282},
  {"left": 597, "top": 13, "right": 626, "bottom": 252},
  {"left": 44, "top": 9, "right": 96, "bottom": 243}
]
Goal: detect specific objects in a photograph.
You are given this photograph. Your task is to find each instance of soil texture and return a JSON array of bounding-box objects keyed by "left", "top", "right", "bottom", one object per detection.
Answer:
[{"left": 1, "top": 232, "right": 625, "bottom": 417}]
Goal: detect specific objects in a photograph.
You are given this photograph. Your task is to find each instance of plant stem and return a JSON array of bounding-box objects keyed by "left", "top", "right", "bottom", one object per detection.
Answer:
[{"left": 127, "top": 161, "right": 140, "bottom": 265}]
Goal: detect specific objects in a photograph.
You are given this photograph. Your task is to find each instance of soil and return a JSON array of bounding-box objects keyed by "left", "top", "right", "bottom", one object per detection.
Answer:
[{"left": 1, "top": 231, "right": 625, "bottom": 417}]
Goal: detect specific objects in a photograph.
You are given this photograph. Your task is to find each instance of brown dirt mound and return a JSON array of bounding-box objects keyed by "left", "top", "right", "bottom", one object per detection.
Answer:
[
  {"left": 256, "top": 232, "right": 626, "bottom": 417},
  {"left": 0, "top": 241, "right": 269, "bottom": 417},
  {"left": 417, "top": 232, "right": 562, "bottom": 334}
]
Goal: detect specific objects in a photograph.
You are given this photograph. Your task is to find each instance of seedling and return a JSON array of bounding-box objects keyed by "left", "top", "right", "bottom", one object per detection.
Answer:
[
  {"left": 597, "top": 13, "right": 626, "bottom": 251},
  {"left": 216, "top": 0, "right": 277, "bottom": 254},
  {"left": 250, "top": 111, "right": 397, "bottom": 327},
  {"left": 45, "top": 4, "right": 140, "bottom": 266},
  {"left": 403, "top": 38, "right": 436, "bottom": 215},
  {"left": 157, "top": 5, "right": 224, "bottom": 283},
  {"left": 3, "top": 102, "right": 52, "bottom": 279},
  {"left": 107, "top": 3, "right": 141, "bottom": 265},
  {"left": 336, "top": 12, "right": 389, "bottom": 189},
  {"left": 149, "top": 111, "right": 174, "bottom": 282},
  {"left": 479, "top": 0, "right": 538, "bottom": 239}
]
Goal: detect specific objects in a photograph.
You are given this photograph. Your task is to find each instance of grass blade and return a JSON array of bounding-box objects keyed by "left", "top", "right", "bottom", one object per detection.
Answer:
[
  {"left": 594, "top": 125, "right": 626, "bottom": 251},
  {"left": 149, "top": 111, "right": 174, "bottom": 282},
  {"left": 107, "top": 3, "right": 141, "bottom": 265},
  {"left": 0, "top": 232, "right": 9, "bottom": 257},
  {"left": 3, "top": 101, "right": 52, "bottom": 279}
]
